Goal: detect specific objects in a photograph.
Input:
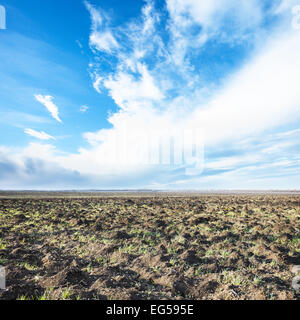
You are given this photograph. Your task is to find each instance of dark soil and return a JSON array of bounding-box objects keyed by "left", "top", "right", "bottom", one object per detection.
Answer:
[{"left": 0, "top": 193, "right": 299, "bottom": 300}]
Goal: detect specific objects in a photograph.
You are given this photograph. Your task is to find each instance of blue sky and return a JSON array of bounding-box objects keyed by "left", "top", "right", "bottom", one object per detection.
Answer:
[{"left": 1, "top": 0, "right": 300, "bottom": 190}]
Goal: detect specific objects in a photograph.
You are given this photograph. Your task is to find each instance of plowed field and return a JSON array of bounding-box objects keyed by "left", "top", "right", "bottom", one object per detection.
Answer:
[{"left": 0, "top": 193, "right": 299, "bottom": 300}]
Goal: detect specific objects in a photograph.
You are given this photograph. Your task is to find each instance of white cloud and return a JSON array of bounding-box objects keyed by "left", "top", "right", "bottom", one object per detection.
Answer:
[
  {"left": 24, "top": 128, "right": 55, "bottom": 141},
  {"left": 34, "top": 94, "right": 62, "bottom": 123},
  {"left": 83, "top": 129, "right": 107, "bottom": 146},
  {"left": 76, "top": 40, "right": 83, "bottom": 49},
  {"left": 84, "top": 1, "right": 104, "bottom": 29},
  {"left": 275, "top": 0, "right": 300, "bottom": 13},
  {"left": 187, "top": 30, "right": 300, "bottom": 146},
  {"left": 165, "top": 0, "right": 264, "bottom": 67},
  {"left": 0, "top": 143, "right": 86, "bottom": 190},
  {"left": 85, "top": 1, "right": 119, "bottom": 53},
  {"left": 80, "top": 105, "right": 89, "bottom": 113},
  {"left": 0, "top": 111, "right": 51, "bottom": 126},
  {"left": 166, "top": 0, "right": 263, "bottom": 34},
  {"left": 93, "top": 76, "right": 102, "bottom": 93},
  {"left": 90, "top": 31, "right": 119, "bottom": 53},
  {"left": 103, "top": 63, "right": 164, "bottom": 111}
]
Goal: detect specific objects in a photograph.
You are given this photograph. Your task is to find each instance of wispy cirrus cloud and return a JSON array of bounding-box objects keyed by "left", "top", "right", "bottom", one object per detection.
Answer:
[
  {"left": 24, "top": 128, "right": 55, "bottom": 141},
  {"left": 34, "top": 94, "right": 62, "bottom": 123},
  {"left": 166, "top": 0, "right": 264, "bottom": 35},
  {"left": 85, "top": 1, "right": 119, "bottom": 54},
  {"left": 0, "top": 111, "right": 51, "bottom": 127},
  {"left": 80, "top": 105, "right": 89, "bottom": 113}
]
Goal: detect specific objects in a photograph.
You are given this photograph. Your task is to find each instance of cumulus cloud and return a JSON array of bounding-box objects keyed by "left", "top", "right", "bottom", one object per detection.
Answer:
[
  {"left": 104, "top": 63, "right": 164, "bottom": 111},
  {"left": 34, "top": 94, "right": 62, "bottom": 123},
  {"left": 24, "top": 128, "right": 55, "bottom": 141},
  {"left": 0, "top": 144, "right": 85, "bottom": 190}
]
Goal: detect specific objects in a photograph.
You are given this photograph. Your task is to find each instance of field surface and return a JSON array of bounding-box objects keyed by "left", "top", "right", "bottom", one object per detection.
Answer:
[{"left": 0, "top": 192, "right": 299, "bottom": 300}]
